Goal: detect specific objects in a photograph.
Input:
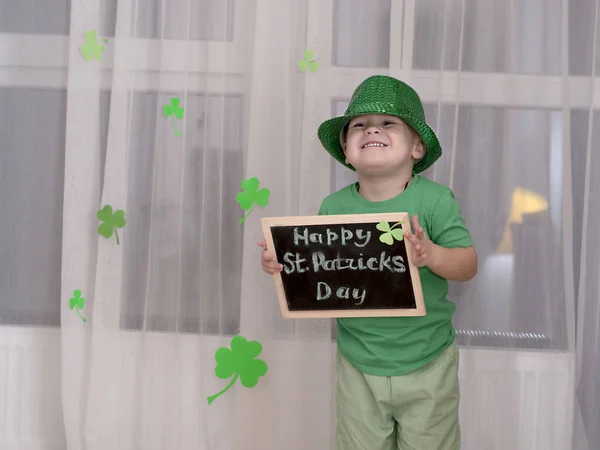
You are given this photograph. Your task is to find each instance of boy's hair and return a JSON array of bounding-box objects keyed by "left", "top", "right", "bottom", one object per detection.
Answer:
[{"left": 341, "top": 123, "right": 350, "bottom": 143}]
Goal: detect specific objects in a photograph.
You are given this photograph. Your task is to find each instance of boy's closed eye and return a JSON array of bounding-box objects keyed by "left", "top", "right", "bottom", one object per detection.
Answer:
[{"left": 351, "top": 120, "right": 398, "bottom": 128}]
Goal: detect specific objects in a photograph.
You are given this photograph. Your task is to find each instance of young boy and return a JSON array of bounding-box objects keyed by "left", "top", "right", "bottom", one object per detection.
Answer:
[{"left": 258, "top": 75, "right": 478, "bottom": 450}]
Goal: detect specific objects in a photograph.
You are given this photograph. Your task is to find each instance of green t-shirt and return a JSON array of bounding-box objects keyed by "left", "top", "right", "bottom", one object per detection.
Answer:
[{"left": 318, "top": 175, "right": 473, "bottom": 376}]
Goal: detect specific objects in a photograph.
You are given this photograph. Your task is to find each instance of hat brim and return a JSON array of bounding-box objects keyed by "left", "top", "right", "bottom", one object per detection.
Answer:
[{"left": 317, "top": 110, "right": 442, "bottom": 174}]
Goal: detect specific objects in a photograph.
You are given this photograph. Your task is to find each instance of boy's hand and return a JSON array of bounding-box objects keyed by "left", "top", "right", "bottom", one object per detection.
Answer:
[
  {"left": 258, "top": 240, "right": 283, "bottom": 274},
  {"left": 404, "top": 215, "right": 435, "bottom": 268}
]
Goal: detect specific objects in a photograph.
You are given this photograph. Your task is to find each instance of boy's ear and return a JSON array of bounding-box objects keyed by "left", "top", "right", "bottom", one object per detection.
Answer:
[{"left": 412, "top": 139, "right": 426, "bottom": 161}]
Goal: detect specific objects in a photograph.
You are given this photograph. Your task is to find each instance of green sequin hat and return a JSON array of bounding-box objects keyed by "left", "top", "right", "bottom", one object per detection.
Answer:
[{"left": 317, "top": 75, "right": 441, "bottom": 174}]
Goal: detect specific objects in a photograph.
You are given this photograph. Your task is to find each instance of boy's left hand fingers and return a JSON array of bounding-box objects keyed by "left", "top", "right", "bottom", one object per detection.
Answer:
[
  {"left": 416, "top": 228, "right": 425, "bottom": 240},
  {"left": 411, "top": 214, "right": 421, "bottom": 232},
  {"left": 405, "top": 230, "right": 419, "bottom": 245}
]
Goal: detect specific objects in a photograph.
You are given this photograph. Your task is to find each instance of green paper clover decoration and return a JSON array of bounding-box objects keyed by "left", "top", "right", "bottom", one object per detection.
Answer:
[
  {"left": 376, "top": 221, "right": 405, "bottom": 245},
  {"left": 69, "top": 289, "right": 87, "bottom": 322},
  {"left": 163, "top": 97, "right": 185, "bottom": 137},
  {"left": 97, "top": 205, "right": 126, "bottom": 245},
  {"left": 207, "top": 335, "right": 268, "bottom": 405},
  {"left": 236, "top": 177, "right": 270, "bottom": 224},
  {"left": 298, "top": 50, "right": 320, "bottom": 72},
  {"left": 80, "top": 30, "right": 108, "bottom": 62}
]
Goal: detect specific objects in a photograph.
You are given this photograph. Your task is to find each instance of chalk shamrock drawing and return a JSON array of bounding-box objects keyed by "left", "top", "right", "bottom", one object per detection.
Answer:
[
  {"left": 163, "top": 97, "right": 185, "bottom": 136},
  {"left": 80, "top": 30, "right": 108, "bottom": 62},
  {"left": 207, "top": 336, "right": 268, "bottom": 405},
  {"left": 69, "top": 289, "right": 87, "bottom": 322},
  {"left": 377, "top": 221, "right": 405, "bottom": 245},
  {"left": 97, "top": 205, "right": 126, "bottom": 245},
  {"left": 297, "top": 50, "right": 320, "bottom": 73},
  {"left": 235, "top": 177, "right": 270, "bottom": 224}
]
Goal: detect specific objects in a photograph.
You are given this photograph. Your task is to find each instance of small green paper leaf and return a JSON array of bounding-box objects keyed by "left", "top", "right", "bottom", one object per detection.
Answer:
[
  {"left": 308, "top": 61, "right": 320, "bottom": 72},
  {"left": 379, "top": 233, "right": 394, "bottom": 245},
  {"left": 240, "top": 177, "right": 259, "bottom": 192},
  {"left": 163, "top": 97, "right": 185, "bottom": 136},
  {"left": 207, "top": 336, "right": 268, "bottom": 405},
  {"left": 80, "top": 30, "right": 105, "bottom": 62},
  {"left": 298, "top": 50, "right": 319, "bottom": 73},
  {"left": 235, "top": 192, "right": 253, "bottom": 211},
  {"left": 97, "top": 204, "right": 126, "bottom": 245},
  {"left": 236, "top": 177, "right": 270, "bottom": 224},
  {"left": 376, "top": 221, "right": 391, "bottom": 232},
  {"left": 378, "top": 221, "right": 405, "bottom": 245},
  {"left": 304, "top": 50, "right": 315, "bottom": 60},
  {"left": 253, "top": 188, "right": 271, "bottom": 207},
  {"left": 390, "top": 228, "right": 404, "bottom": 241},
  {"left": 68, "top": 289, "right": 87, "bottom": 322},
  {"left": 297, "top": 59, "right": 308, "bottom": 71}
]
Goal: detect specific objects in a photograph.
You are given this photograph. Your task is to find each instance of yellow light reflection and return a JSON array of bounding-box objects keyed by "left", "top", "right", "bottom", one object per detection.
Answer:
[{"left": 496, "top": 187, "right": 548, "bottom": 254}]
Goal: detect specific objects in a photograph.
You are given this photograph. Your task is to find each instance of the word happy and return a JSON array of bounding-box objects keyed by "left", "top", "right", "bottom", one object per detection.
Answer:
[{"left": 292, "top": 226, "right": 371, "bottom": 248}]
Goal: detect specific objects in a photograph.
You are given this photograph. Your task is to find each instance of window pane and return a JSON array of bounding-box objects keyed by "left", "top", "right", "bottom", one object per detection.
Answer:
[
  {"left": 414, "top": 0, "right": 562, "bottom": 75},
  {"left": 333, "top": 0, "right": 390, "bottom": 68},
  {"left": 0, "top": 0, "right": 70, "bottom": 35},
  {"left": 0, "top": 0, "right": 117, "bottom": 37},
  {"left": 135, "top": 0, "right": 235, "bottom": 41},
  {"left": 569, "top": 0, "right": 599, "bottom": 75},
  {"left": 120, "top": 93, "right": 244, "bottom": 335},
  {"left": 0, "top": 88, "right": 66, "bottom": 327},
  {"left": 413, "top": 0, "right": 463, "bottom": 71},
  {"left": 448, "top": 106, "right": 566, "bottom": 350},
  {"left": 0, "top": 88, "right": 111, "bottom": 327}
]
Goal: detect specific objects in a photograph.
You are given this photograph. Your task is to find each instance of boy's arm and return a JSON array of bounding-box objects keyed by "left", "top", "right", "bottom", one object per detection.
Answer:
[
  {"left": 407, "top": 189, "right": 478, "bottom": 282},
  {"left": 428, "top": 244, "right": 478, "bottom": 281}
]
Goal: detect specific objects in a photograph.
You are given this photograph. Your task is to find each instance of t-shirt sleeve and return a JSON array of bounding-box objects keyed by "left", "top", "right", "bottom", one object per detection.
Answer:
[
  {"left": 317, "top": 199, "right": 329, "bottom": 216},
  {"left": 429, "top": 190, "right": 474, "bottom": 248}
]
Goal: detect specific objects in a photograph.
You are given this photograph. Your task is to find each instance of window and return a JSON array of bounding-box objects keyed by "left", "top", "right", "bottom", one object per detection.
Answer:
[
  {"left": 120, "top": 93, "right": 244, "bottom": 335},
  {"left": 311, "top": 0, "right": 575, "bottom": 350},
  {"left": 0, "top": 0, "right": 247, "bottom": 329}
]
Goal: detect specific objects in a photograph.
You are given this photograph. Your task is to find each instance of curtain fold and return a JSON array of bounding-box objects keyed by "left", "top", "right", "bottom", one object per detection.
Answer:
[{"left": 235, "top": 2, "right": 336, "bottom": 448}]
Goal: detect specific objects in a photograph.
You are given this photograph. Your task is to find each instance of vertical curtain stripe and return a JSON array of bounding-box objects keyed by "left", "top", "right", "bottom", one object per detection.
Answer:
[{"left": 448, "top": 0, "right": 466, "bottom": 192}]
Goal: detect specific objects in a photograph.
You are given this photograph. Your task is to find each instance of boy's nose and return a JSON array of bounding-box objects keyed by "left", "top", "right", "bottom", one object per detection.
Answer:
[{"left": 366, "top": 127, "right": 381, "bottom": 134}]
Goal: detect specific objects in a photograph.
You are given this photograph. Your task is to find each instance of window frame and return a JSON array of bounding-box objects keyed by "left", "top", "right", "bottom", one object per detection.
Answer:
[{"left": 0, "top": 0, "right": 252, "bottom": 93}]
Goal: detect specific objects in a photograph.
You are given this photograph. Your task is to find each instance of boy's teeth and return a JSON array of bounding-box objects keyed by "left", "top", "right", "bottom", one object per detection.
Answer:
[{"left": 364, "top": 143, "right": 384, "bottom": 148}]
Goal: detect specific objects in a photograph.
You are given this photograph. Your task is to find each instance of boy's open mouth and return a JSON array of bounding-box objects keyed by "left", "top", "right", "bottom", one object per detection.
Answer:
[{"left": 362, "top": 141, "right": 387, "bottom": 149}]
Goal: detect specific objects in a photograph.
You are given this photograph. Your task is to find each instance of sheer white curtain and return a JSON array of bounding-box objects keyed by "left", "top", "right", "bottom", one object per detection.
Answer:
[{"left": 0, "top": 0, "right": 599, "bottom": 449}]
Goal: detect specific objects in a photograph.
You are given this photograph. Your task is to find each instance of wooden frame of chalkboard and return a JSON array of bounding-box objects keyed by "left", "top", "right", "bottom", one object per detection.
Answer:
[{"left": 261, "top": 213, "right": 425, "bottom": 319}]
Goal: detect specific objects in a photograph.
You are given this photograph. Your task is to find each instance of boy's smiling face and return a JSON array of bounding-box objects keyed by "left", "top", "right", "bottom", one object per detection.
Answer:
[{"left": 342, "top": 114, "right": 425, "bottom": 176}]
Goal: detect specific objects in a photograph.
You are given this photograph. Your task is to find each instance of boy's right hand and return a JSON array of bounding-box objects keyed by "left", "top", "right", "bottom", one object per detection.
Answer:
[{"left": 258, "top": 240, "right": 283, "bottom": 274}]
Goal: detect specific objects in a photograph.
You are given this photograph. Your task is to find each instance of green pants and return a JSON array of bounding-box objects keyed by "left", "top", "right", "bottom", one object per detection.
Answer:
[{"left": 336, "top": 342, "right": 460, "bottom": 450}]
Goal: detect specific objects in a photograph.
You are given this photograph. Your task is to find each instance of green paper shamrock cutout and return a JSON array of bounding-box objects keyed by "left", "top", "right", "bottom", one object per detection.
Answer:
[
  {"left": 163, "top": 97, "right": 185, "bottom": 137},
  {"left": 80, "top": 30, "right": 106, "bottom": 62},
  {"left": 207, "top": 335, "right": 268, "bottom": 405},
  {"left": 297, "top": 50, "right": 320, "bottom": 73},
  {"left": 235, "top": 177, "right": 270, "bottom": 224},
  {"left": 69, "top": 289, "right": 87, "bottom": 322},
  {"left": 97, "top": 205, "right": 126, "bottom": 245},
  {"left": 376, "top": 221, "right": 405, "bottom": 245}
]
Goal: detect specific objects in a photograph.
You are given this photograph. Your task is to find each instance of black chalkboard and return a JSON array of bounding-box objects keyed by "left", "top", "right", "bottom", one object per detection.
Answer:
[{"left": 261, "top": 213, "right": 425, "bottom": 318}]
